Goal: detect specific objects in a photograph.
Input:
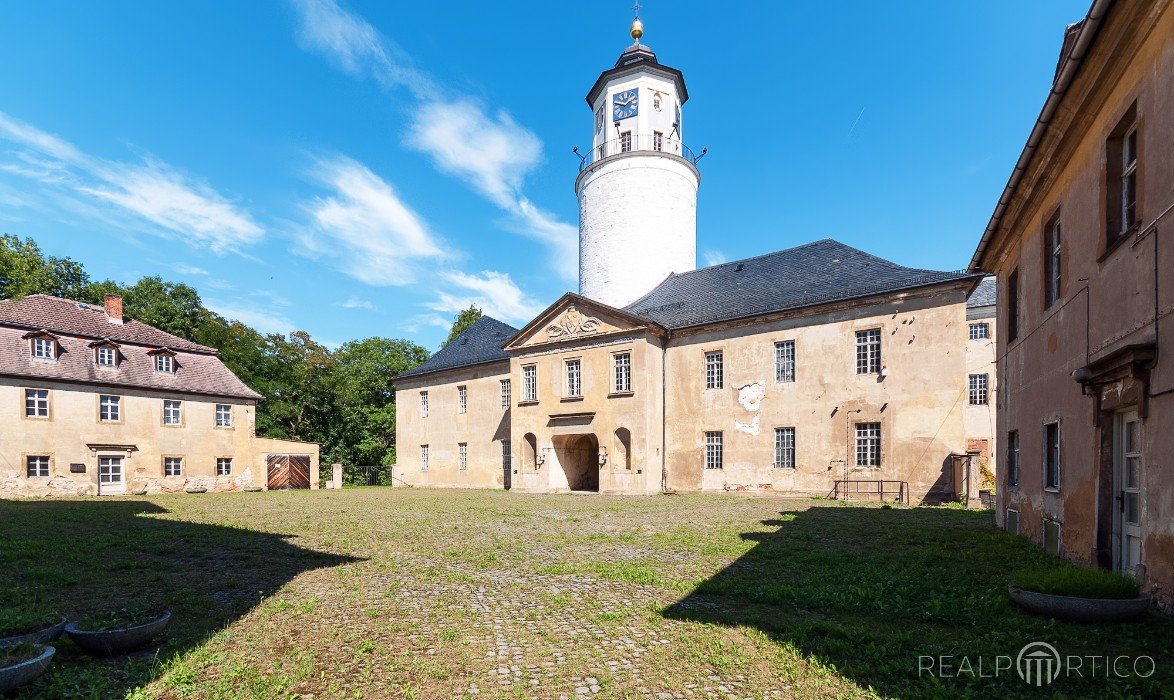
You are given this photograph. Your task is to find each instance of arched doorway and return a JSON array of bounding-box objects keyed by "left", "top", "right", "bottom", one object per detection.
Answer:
[
  {"left": 613, "top": 428, "right": 632, "bottom": 470},
  {"left": 554, "top": 434, "right": 599, "bottom": 492}
]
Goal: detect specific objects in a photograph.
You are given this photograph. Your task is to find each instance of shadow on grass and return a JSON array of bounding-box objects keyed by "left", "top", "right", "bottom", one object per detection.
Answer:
[
  {"left": 0, "top": 498, "right": 359, "bottom": 698},
  {"left": 663, "top": 505, "right": 1174, "bottom": 698}
]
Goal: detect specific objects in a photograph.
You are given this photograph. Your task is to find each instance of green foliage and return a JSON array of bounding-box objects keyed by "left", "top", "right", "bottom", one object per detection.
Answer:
[
  {"left": 1012, "top": 564, "right": 1141, "bottom": 599},
  {"left": 0, "top": 234, "right": 90, "bottom": 299},
  {"left": 442, "top": 304, "right": 481, "bottom": 347},
  {"left": 73, "top": 606, "right": 161, "bottom": 632},
  {"left": 0, "top": 643, "right": 42, "bottom": 666}
]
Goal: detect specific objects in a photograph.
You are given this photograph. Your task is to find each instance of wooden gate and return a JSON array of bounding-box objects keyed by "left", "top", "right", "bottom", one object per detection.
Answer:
[{"left": 267, "top": 454, "right": 312, "bottom": 490}]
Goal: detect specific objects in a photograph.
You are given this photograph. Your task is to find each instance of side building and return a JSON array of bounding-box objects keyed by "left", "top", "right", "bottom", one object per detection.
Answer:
[
  {"left": 0, "top": 294, "right": 319, "bottom": 496},
  {"left": 970, "top": 0, "right": 1173, "bottom": 608},
  {"left": 963, "top": 277, "right": 998, "bottom": 502}
]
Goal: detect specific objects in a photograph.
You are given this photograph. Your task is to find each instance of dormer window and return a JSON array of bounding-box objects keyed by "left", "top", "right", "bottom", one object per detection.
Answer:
[
  {"left": 32, "top": 337, "right": 55, "bottom": 359},
  {"left": 91, "top": 339, "right": 120, "bottom": 368},
  {"left": 155, "top": 354, "right": 175, "bottom": 373}
]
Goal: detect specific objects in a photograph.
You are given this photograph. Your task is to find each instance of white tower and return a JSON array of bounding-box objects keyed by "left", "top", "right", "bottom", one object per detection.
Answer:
[{"left": 576, "top": 15, "right": 700, "bottom": 308}]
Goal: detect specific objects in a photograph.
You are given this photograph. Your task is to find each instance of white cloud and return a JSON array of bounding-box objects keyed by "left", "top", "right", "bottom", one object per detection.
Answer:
[
  {"left": 206, "top": 300, "right": 296, "bottom": 336},
  {"left": 298, "top": 155, "right": 447, "bottom": 285},
  {"left": 702, "top": 250, "right": 728, "bottom": 267},
  {"left": 173, "top": 264, "right": 209, "bottom": 276},
  {"left": 289, "top": 0, "right": 576, "bottom": 282},
  {"left": 0, "top": 111, "right": 263, "bottom": 253},
  {"left": 337, "top": 297, "right": 375, "bottom": 310},
  {"left": 427, "top": 270, "right": 543, "bottom": 324}
]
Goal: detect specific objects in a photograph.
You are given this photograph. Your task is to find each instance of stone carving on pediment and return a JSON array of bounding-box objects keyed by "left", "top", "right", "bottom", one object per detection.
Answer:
[{"left": 546, "top": 305, "right": 602, "bottom": 339}]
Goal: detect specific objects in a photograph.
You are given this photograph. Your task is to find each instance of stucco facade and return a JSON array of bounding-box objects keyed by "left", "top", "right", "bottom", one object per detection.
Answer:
[{"left": 971, "top": 0, "right": 1174, "bottom": 608}]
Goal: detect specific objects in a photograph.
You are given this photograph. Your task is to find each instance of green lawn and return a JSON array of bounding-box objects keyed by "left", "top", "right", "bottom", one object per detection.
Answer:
[{"left": 1, "top": 490, "right": 1170, "bottom": 698}]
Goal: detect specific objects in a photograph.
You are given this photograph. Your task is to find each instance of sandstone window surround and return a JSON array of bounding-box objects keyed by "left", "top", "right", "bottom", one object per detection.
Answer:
[
  {"left": 458, "top": 385, "right": 468, "bottom": 414},
  {"left": 500, "top": 379, "right": 511, "bottom": 409},
  {"left": 613, "top": 352, "right": 631, "bottom": 394},
  {"left": 774, "top": 427, "right": 795, "bottom": 469},
  {"left": 705, "top": 431, "right": 723, "bottom": 470},
  {"left": 162, "top": 399, "right": 183, "bottom": 426},
  {"left": 564, "top": 358, "right": 582, "bottom": 398},
  {"left": 215, "top": 403, "right": 233, "bottom": 428},
  {"left": 26, "top": 455, "right": 50, "bottom": 478},
  {"left": 855, "top": 329, "right": 882, "bottom": 375},
  {"left": 855, "top": 422, "right": 881, "bottom": 467},
  {"left": 24, "top": 388, "right": 50, "bottom": 419},
  {"left": 968, "top": 323, "right": 990, "bottom": 340},
  {"left": 98, "top": 394, "right": 121, "bottom": 422},
  {"left": 216, "top": 457, "right": 232, "bottom": 476},
  {"left": 522, "top": 365, "right": 537, "bottom": 402},
  {"left": 163, "top": 456, "right": 183, "bottom": 477},
  {"left": 705, "top": 351, "right": 723, "bottom": 389},
  {"left": 968, "top": 374, "right": 989, "bottom": 405},
  {"left": 420, "top": 391, "right": 429, "bottom": 418},
  {"left": 775, "top": 340, "right": 795, "bottom": 383},
  {"left": 420, "top": 445, "right": 429, "bottom": 472}
]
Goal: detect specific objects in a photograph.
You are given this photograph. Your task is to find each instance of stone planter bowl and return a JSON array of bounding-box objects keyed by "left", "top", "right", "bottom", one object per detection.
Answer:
[
  {"left": 0, "top": 644, "right": 55, "bottom": 694},
  {"left": 0, "top": 616, "right": 67, "bottom": 646},
  {"left": 1009, "top": 585, "right": 1151, "bottom": 623},
  {"left": 65, "top": 611, "right": 171, "bottom": 655}
]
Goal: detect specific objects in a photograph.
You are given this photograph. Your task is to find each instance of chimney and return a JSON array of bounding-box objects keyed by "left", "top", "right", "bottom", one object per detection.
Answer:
[{"left": 104, "top": 295, "right": 124, "bottom": 324}]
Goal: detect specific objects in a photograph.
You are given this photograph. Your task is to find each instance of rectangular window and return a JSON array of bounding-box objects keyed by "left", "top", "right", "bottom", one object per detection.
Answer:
[
  {"left": 1007, "top": 430, "right": 1020, "bottom": 487},
  {"left": 1043, "top": 421, "right": 1060, "bottom": 490},
  {"left": 154, "top": 354, "right": 175, "bottom": 373},
  {"left": 1044, "top": 215, "right": 1062, "bottom": 308},
  {"left": 522, "top": 364, "right": 537, "bottom": 401},
  {"left": 619, "top": 131, "right": 632, "bottom": 152},
  {"left": 704, "top": 431, "right": 723, "bottom": 470},
  {"left": 774, "top": 427, "right": 795, "bottom": 469},
  {"left": 613, "top": 352, "right": 631, "bottom": 393},
  {"left": 705, "top": 351, "right": 723, "bottom": 389},
  {"left": 774, "top": 340, "right": 795, "bottom": 383},
  {"left": 968, "top": 323, "right": 990, "bottom": 340},
  {"left": 855, "top": 329, "right": 882, "bottom": 374},
  {"left": 1043, "top": 519, "right": 1062, "bottom": 556},
  {"left": 96, "top": 346, "right": 117, "bottom": 367},
  {"left": 164, "top": 456, "right": 183, "bottom": 477},
  {"left": 1006, "top": 509, "right": 1020, "bottom": 536},
  {"left": 163, "top": 399, "right": 182, "bottom": 426},
  {"left": 99, "top": 395, "right": 120, "bottom": 422},
  {"left": 215, "top": 403, "right": 232, "bottom": 427},
  {"left": 420, "top": 391, "right": 429, "bottom": 418},
  {"left": 501, "top": 379, "right": 511, "bottom": 409},
  {"left": 1106, "top": 106, "right": 1139, "bottom": 246},
  {"left": 458, "top": 443, "right": 468, "bottom": 471},
  {"left": 565, "top": 359, "right": 582, "bottom": 397},
  {"left": 26, "top": 455, "right": 50, "bottom": 478},
  {"left": 1122, "top": 125, "right": 1138, "bottom": 233},
  {"left": 458, "top": 386, "right": 467, "bottom": 414},
  {"left": 653, "top": 130, "right": 663, "bottom": 151},
  {"left": 502, "top": 440, "right": 512, "bottom": 472},
  {"left": 32, "top": 337, "right": 54, "bottom": 359},
  {"left": 1007, "top": 269, "right": 1020, "bottom": 342},
  {"left": 855, "top": 422, "right": 881, "bottom": 467},
  {"left": 216, "top": 457, "right": 232, "bottom": 476},
  {"left": 24, "top": 388, "right": 49, "bottom": 418},
  {"left": 968, "top": 374, "right": 989, "bottom": 405},
  {"left": 420, "top": 445, "right": 429, "bottom": 471},
  {"left": 98, "top": 456, "right": 122, "bottom": 484}
]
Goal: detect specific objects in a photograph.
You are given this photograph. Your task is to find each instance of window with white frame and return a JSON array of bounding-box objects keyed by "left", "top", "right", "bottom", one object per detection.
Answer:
[
  {"left": 968, "top": 323, "right": 989, "bottom": 340},
  {"left": 163, "top": 399, "right": 182, "bottom": 426},
  {"left": 774, "top": 427, "right": 795, "bottom": 469},
  {"left": 1121, "top": 125, "right": 1138, "bottom": 233},
  {"left": 653, "top": 130, "right": 664, "bottom": 151},
  {"left": 565, "top": 359, "right": 582, "bottom": 397},
  {"left": 458, "top": 385, "right": 468, "bottom": 414},
  {"left": 99, "top": 394, "right": 121, "bottom": 422},
  {"left": 420, "top": 445, "right": 429, "bottom": 471},
  {"left": 522, "top": 364, "right": 537, "bottom": 401},
  {"left": 500, "top": 379, "right": 511, "bottom": 409},
  {"left": 1044, "top": 421, "right": 1060, "bottom": 490},
  {"left": 855, "top": 422, "right": 881, "bottom": 467},
  {"left": 99, "top": 456, "right": 123, "bottom": 484},
  {"left": 31, "top": 337, "right": 55, "bottom": 359},
  {"left": 502, "top": 440, "right": 512, "bottom": 472},
  {"left": 775, "top": 340, "right": 795, "bottom": 383},
  {"left": 855, "top": 329, "right": 881, "bottom": 374},
  {"left": 614, "top": 352, "right": 631, "bottom": 393},
  {"left": 704, "top": 431, "right": 723, "bottom": 470},
  {"left": 215, "top": 403, "right": 232, "bottom": 427},
  {"left": 95, "top": 346, "right": 117, "bottom": 367},
  {"left": 164, "top": 456, "right": 183, "bottom": 477},
  {"left": 1044, "top": 215, "right": 1062, "bottom": 308},
  {"left": 24, "top": 388, "right": 49, "bottom": 418},
  {"left": 420, "top": 391, "right": 429, "bottom": 417},
  {"left": 1006, "top": 508, "right": 1020, "bottom": 536},
  {"left": 154, "top": 354, "right": 175, "bottom": 373},
  {"left": 458, "top": 443, "right": 468, "bottom": 471},
  {"left": 26, "top": 455, "right": 50, "bottom": 478},
  {"left": 1043, "top": 519, "right": 1061, "bottom": 555},
  {"left": 705, "top": 351, "right": 723, "bottom": 389},
  {"left": 216, "top": 457, "right": 232, "bottom": 476},
  {"left": 968, "top": 374, "right": 989, "bottom": 405},
  {"left": 1007, "top": 430, "right": 1020, "bottom": 487},
  {"left": 619, "top": 131, "right": 632, "bottom": 152}
]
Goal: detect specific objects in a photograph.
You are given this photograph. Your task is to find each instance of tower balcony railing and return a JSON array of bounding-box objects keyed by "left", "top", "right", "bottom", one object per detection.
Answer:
[{"left": 575, "top": 133, "right": 704, "bottom": 172}]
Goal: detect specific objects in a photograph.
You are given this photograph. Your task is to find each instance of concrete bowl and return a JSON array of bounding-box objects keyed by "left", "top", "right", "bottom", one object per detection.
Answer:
[
  {"left": 0, "top": 645, "right": 55, "bottom": 694},
  {"left": 0, "top": 617, "right": 67, "bottom": 646},
  {"left": 65, "top": 611, "right": 171, "bottom": 655},
  {"left": 1009, "top": 585, "right": 1151, "bottom": 623}
]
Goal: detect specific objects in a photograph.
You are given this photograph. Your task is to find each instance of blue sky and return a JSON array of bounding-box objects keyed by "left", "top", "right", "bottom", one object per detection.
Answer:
[{"left": 0, "top": 1, "right": 1088, "bottom": 348}]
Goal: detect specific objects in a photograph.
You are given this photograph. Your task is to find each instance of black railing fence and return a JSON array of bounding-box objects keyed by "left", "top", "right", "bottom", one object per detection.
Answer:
[{"left": 576, "top": 133, "right": 703, "bottom": 171}]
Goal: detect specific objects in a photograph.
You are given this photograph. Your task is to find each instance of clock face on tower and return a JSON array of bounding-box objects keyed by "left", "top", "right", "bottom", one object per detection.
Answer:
[{"left": 612, "top": 89, "right": 638, "bottom": 120}]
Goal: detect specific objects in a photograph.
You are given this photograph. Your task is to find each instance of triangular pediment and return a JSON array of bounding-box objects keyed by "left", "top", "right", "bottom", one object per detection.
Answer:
[{"left": 504, "top": 293, "right": 663, "bottom": 351}]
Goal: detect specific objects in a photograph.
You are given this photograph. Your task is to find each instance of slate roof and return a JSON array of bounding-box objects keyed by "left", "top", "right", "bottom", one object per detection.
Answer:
[
  {"left": 0, "top": 295, "right": 261, "bottom": 400},
  {"left": 967, "top": 277, "right": 997, "bottom": 308},
  {"left": 626, "top": 239, "right": 977, "bottom": 329},
  {"left": 397, "top": 316, "right": 518, "bottom": 380}
]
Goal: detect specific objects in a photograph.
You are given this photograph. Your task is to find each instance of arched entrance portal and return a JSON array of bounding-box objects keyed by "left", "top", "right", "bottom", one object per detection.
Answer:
[{"left": 554, "top": 433, "right": 599, "bottom": 492}]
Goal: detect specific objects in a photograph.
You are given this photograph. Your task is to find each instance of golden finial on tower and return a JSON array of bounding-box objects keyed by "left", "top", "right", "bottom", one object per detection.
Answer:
[{"left": 630, "top": 2, "right": 643, "bottom": 44}]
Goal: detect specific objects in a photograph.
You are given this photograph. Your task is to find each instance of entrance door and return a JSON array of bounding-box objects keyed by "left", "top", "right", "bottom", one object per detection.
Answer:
[
  {"left": 98, "top": 456, "right": 125, "bottom": 495},
  {"left": 267, "top": 455, "right": 311, "bottom": 490},
  {"left": 1113, "top": 409, "right": 1143, "bottom": 575}
]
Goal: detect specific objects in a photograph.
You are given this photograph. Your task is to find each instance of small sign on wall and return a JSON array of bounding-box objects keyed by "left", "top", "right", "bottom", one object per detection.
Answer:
[{"left": 69, "top": 463, "right": 85, "bottom": 473}]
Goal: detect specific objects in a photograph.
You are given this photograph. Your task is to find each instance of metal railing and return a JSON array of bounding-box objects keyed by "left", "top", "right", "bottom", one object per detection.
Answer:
[
  {"left": 831, "top": 479, "right": 908, "bottom": 504},
  {"left": 574, "top": 133, "right": 704, "bottom": 172}
]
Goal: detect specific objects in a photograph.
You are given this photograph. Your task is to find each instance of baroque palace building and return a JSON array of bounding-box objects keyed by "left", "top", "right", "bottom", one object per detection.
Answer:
[{"left": 394, "top": 18, "right": 993, "bottom": 501}]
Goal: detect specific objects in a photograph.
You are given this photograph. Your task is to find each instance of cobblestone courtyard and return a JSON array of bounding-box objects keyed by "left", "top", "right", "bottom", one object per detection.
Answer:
[{"left": 3, "top": 489, "right": 1171, "bottom": 698}]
